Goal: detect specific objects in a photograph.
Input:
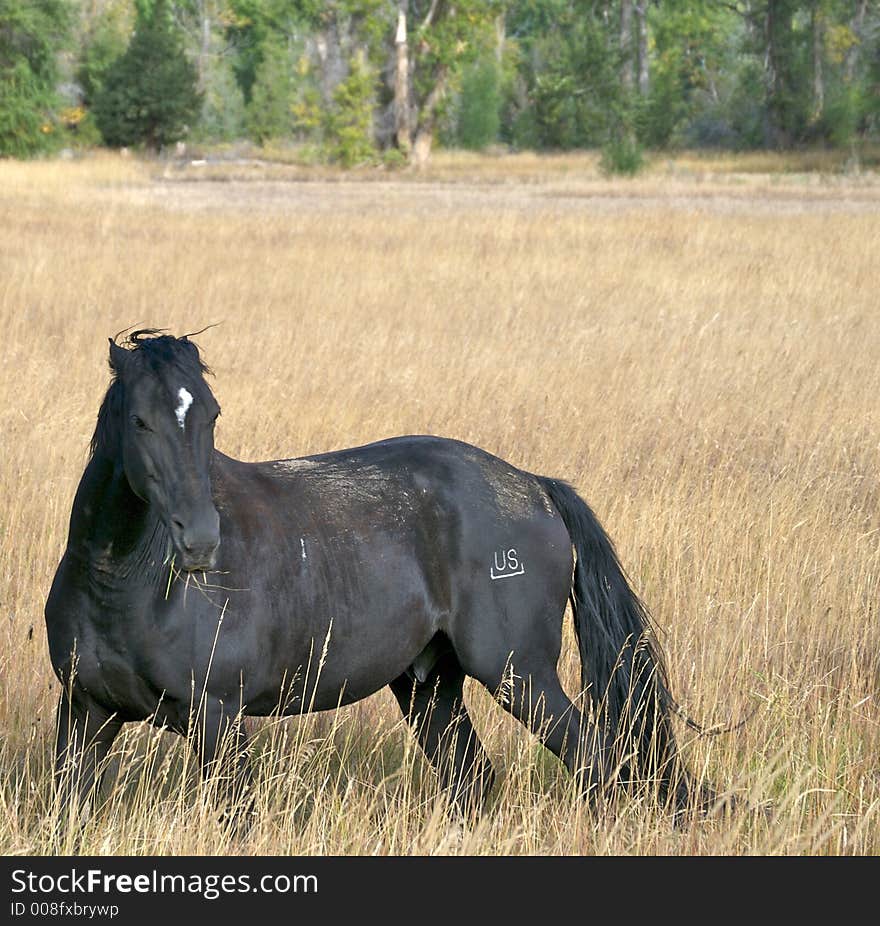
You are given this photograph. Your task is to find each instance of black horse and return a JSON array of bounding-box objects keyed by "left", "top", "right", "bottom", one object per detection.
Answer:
[{"left": 46, "top": 330, "right": 701, "bottom": 820}]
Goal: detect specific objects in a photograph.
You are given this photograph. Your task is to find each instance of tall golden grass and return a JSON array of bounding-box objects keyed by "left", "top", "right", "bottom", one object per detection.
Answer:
[{"left": 1, "top": 151, "right": 878, "bottom": 855}]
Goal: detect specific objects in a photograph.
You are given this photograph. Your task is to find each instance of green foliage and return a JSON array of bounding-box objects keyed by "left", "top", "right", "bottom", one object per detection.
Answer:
[
  {"left": 337, "top": 0, "right": 393, "bottom": 68},
  {"left": 0, "top": 0, "right": 71, "bottom": 157},
  {"left": 821, "top": 82, "right": 861, "bottom": 148},
  {"left": 245, "top": 36, "right": 293, "bottom": 143},
  {"left": 225, "top": 0, "right": 269, "bottom": 104},
  {"left": 60, "top": 107, "right": 102, "bottom": 149},
  {"left": 724, "top": 59, "right": 770, "bottom": 149},
  {"left": 503, "top": 6, "right": 627, "bottom": 150},
  {"left": 197, "top": 55, "right": 247, "bottom": 142},
  {"left": 0, "top": 60, "right": 59, "bottom": 156},
  {"left": 411, "top": 0, "right": 502, "bottom": 115},
  {"left": 236, "top": 3, "right": 384, "bottom": 160},
  {"left": 865, "top": 31, "right": 880, "bottom": 134},
  {"left": 600, "top": 133, "right": 644, "bottom": 175},
  {"left": 93, "top": 0, "right": 201, "bottom": 150},
  {"left": 324, "top": 53, "right": 376, "bottom": 166},
  {"left": 762, "top": 0, "right": 808, "bottom": 146},
  {"left": 77, "top": 0, "right": 132, "bottom": 106},
  {"left": 227, "top": 0, "right": 306, "bottom": 104},
  {"left": 227, "top": 0, "right": 387, "bottom": 106},
  {"left": 380, "top": 145, "right": 406, "bottom": 168},
  {"left": 0, "top": 0, "right": 71, "bottom": 75},
  {"left": 501, "top": 0, "right": 880, "bottom": 154},
  {"left": 46, "top": 0, "right": 880, "bottom": 157},
  {"left": 456, "top": 55, "right": 501, "bottom": 149},
  {"left": 290, "top": 75, "right": 323, "bottom": 138},
  {"left": 641, "top": 0, "right": 741, "bottom": 148}
]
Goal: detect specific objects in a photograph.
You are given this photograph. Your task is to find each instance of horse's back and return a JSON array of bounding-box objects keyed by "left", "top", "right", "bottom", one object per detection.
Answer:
[
  {"left": 231, "top": 435, "right": 566, "bottom": 553},
  {"left": 218, "top": 431, "right": 574, "bottom": 613},
  {"left": 241, "top": 435, "right": 575, "bottom": 682},
  {"left": 259, "top": 434, "right": 555, "bottom": 517}
]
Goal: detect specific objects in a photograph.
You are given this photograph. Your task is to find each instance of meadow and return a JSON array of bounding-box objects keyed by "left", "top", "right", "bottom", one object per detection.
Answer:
[{"left": 1, "top": 150, "right": 878, "bottom": 855}]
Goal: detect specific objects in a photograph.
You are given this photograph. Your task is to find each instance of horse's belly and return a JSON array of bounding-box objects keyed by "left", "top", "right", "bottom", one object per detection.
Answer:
[{"left": 238, "top": 608, "right": 437, "bottom": 715}]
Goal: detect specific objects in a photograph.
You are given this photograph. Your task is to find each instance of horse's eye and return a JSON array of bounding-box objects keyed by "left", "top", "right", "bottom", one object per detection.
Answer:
[{"left": 131, "top": 415, "right": 150, "bottom": 432}]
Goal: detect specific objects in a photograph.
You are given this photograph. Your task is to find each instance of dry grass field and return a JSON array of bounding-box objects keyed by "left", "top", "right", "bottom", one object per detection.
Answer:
[{"left": 1, "top": 151, "right": 879, "bottom": 855}]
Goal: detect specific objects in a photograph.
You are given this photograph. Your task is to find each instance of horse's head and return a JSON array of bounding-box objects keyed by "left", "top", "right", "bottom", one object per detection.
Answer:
[{"left": 97, "top": 330, "right": 221, "bottom": 571}]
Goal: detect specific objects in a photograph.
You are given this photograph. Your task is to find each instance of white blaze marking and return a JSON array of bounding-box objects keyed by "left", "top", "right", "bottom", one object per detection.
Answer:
[
  {"left": 175, "top": 387, "right": 193, "bottom": 430},
  {"left": 300, "top": 538, "right": 307, "bottom": 561}
]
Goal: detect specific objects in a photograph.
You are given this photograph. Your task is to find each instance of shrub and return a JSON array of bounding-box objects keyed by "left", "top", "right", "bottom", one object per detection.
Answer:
[
  {"left": 0, "top": 60, "right": 59, "bottom": 157},
  {"left": 600, "top": 133, "right": 645, "bottom": 176},
  {"left": 0, "top": 0, "right": 71, "bottom": 158},
  {"left": 324, "top": 54, "right": 376, "bottom": 167}
]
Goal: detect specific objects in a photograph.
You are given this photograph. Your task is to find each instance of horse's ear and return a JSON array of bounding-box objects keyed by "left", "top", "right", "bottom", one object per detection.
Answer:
[
  {"left": 108, "top": 338, "right": 128, "bottom": 374},
  {"left": 180, "top": 336, "right": 204, "bottom": 367}
]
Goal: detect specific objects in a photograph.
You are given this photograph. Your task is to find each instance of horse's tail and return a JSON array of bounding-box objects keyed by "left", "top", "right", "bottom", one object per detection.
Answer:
[{"left": 538, "top": 475, "right": 699, "bottom": 812}]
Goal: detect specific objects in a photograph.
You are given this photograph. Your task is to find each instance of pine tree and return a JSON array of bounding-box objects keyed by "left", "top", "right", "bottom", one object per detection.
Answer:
[{"left": 93, "top": 0, "right": 201, "bottom": 151}]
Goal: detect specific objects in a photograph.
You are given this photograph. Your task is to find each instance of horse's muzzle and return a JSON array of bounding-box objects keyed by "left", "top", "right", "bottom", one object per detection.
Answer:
[
  {"left": 179, "top": 545, "right": 219, "bottom": 572},
  {"left": 170, "top": 507, "right": 220, "bottom": 572}
]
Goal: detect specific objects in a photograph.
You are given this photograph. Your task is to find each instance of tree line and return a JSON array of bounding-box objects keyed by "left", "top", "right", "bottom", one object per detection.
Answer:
[{"left": 2, "top": 0, "right": 878, "bottom": 167}]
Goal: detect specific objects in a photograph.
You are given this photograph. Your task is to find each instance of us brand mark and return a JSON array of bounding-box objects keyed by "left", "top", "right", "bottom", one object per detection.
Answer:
[{"left": 491, "top": 548, "right": 524, "bottom": 580}]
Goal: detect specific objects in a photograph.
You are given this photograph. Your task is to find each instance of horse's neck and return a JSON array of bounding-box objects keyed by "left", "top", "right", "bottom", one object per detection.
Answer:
[{"left": 67, "top": 454, "right": 167, "bottom": 583}]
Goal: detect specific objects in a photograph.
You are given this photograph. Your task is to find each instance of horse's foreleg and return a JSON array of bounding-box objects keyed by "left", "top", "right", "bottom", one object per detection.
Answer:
[
  {"left": 390, "top": 650, "right": 495, "bottom": 815},
  {"left": 54, "top": 689, "right": 122, "bottom": 817},
  {"left": 190, "top": 699, "right": 254, "bottom": 829}
]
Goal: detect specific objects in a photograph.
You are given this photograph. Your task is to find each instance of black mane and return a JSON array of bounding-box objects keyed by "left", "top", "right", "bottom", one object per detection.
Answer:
[
  {"left": 89, "top": 329, "right": 212, "bottom": 458},
  {"left": 117, "top": 329, "right": 212, "bottom": 378}
]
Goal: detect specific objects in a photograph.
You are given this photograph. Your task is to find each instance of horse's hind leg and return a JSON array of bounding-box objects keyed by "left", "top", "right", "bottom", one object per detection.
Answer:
[
  {"left": 478, "top": 662, "right": 608, "bottom": 799},
  {"left": 450, "top": 594, "right": 609, "bottom": 796},
  {"left": 390, "top": 650, "right": 494, "bottom": 815}
]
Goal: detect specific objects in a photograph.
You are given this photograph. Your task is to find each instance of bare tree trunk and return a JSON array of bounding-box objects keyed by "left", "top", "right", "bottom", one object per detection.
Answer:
[
  {"left": 620, "top": 0, "right": 634, "bottom": 91},
  {"left": 410, "top": 67, "right": 448, "bottom": 167},
  {"left": 844, "top": 0, "right": 868, "bottom": 83},
  {"left": 764, "top": 0, "right": 796, "bottom": 147},
  {"left": 495, "top": 12, "right": 505, "bottom": 64},
  {"left": 199, "top": 1, "right": 211, "bottom": 93},
  {"left": 765, "top": 0, "right": 781, "bottom": 145},
  {"left": 172, "top": 0, "right": 212, "bottom": 94},
  {"left": 411, "top": 131, "right": 433, "bottom": 166},
  {"left": 811, "top": 3, "right": 824, "bottom": 122},
  {"left": 394, "top": 7, "right": 411, "bottom": 152},
  {"left": 636, "top": 1, "right": 649, "bottom": 97},
  {"left": 315, "top": 18, "right": 346, "bottom": 107}
]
